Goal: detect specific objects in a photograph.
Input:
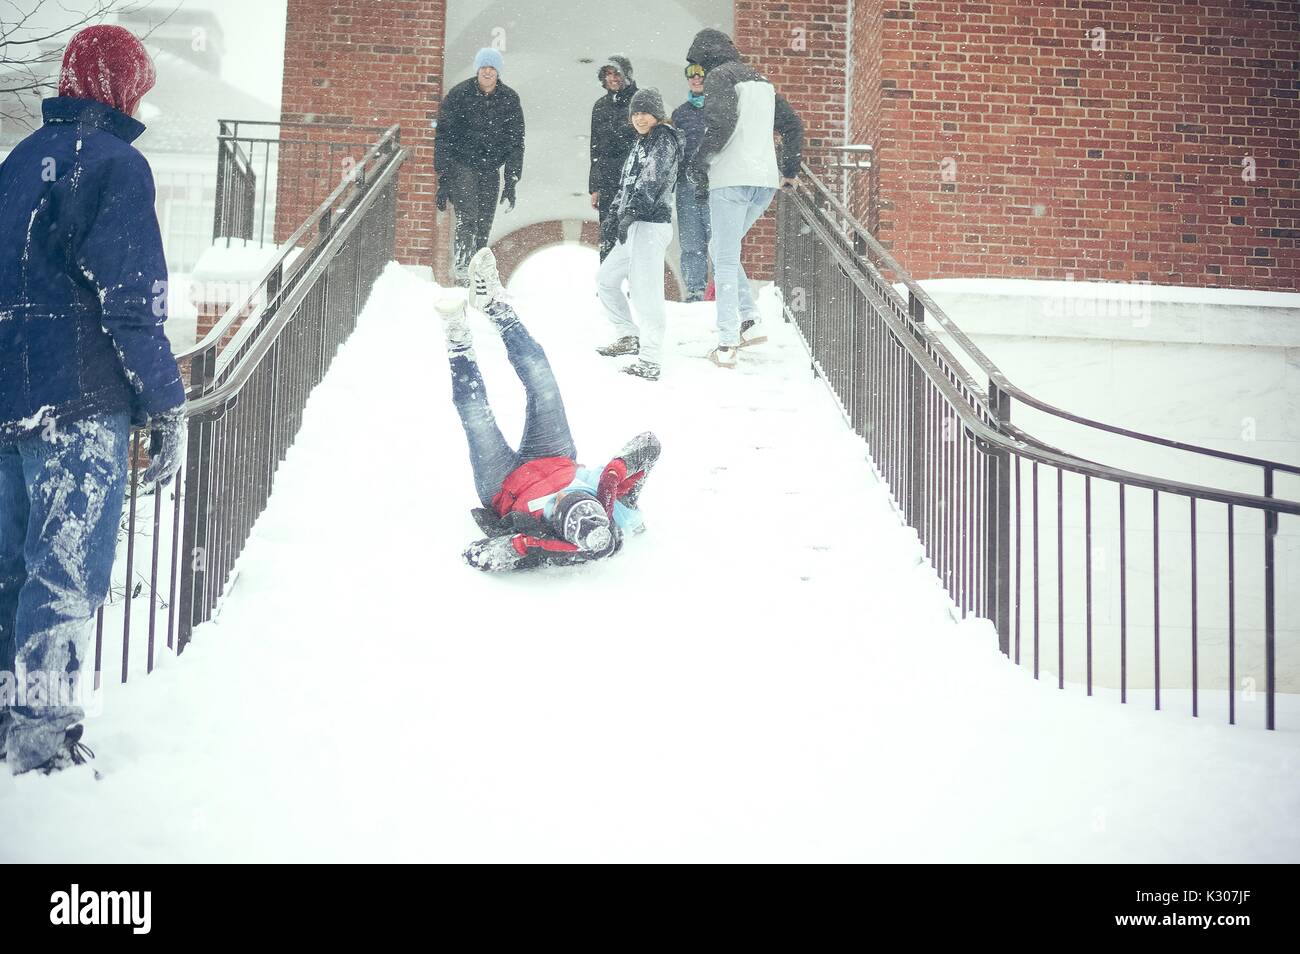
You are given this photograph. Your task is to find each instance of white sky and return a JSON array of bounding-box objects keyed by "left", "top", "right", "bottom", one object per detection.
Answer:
[
  {"left": 198, "top": 0, "right": 287, "bottom": 107},
  {"left": 5, "top": 0, "right": 287, "bottom": 108}
]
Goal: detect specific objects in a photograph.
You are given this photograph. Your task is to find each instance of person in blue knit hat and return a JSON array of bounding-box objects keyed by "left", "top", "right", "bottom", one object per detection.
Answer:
[{"left": 435, "top": 47, "right": 526, "bottom": 285}]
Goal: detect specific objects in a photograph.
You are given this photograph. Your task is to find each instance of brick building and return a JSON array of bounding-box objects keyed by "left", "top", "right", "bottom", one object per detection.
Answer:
[
  {"left": 277, "top": 0, "right": 1298, "bottom": 291},
  {"left": 851, "top": 0, "right": 1299, "bottom": 288}
]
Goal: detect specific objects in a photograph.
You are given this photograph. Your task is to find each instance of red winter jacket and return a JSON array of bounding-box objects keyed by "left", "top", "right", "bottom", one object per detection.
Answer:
[
  {"left": 491, "top": 455, "right": 645, "bottom": 522},
  {"left": 491, "top": 457, "right": 579, "bottom": 518}
]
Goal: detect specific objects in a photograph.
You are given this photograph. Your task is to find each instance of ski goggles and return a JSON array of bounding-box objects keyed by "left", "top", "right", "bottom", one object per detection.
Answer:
[{"left": 685, "top": 63, "right": 706, "bottom": 79}]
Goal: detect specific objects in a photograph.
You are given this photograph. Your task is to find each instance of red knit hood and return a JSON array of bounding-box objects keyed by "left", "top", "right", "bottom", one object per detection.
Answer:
[{"left": 58, "top": 25, "right": 157, "bottom": 118}]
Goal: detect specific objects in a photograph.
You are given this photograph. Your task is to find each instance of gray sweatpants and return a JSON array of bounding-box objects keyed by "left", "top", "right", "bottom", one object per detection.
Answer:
[{"left": 596, "top": 220, "right": 673, "bottom": 366}]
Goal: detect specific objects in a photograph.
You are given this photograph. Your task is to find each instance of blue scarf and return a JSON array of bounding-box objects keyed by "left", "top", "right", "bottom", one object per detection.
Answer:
[{"left": 688, "top": 91, "right": 704, "bottom": 108}]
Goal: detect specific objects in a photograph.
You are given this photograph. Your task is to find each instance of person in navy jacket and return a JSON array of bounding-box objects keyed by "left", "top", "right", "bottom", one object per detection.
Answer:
[
  {"left": 671, "top": 64, "right": 711, "bottom": 301},
  {"left": 0, "top": 25, "right": 186, "bottom": 774}
]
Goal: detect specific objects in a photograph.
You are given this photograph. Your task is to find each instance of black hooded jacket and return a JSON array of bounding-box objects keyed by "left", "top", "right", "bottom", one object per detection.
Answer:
[
  {"left": 589, "top": 56, "right": 639, "bottom": 195},
  {"left": 435, "top": 76, "right": 525, "bottom": 185},
  {"left": 685, "top": 29, "right": 803, "bottom": 185},
  {"left": 610, "top": 123, "right": 684, "bottom": 226}
]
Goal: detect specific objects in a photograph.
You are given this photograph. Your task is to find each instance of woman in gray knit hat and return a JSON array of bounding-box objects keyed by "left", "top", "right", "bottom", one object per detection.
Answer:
[{"left": 594, "top": 87, "right": 684, "bottom": 381}]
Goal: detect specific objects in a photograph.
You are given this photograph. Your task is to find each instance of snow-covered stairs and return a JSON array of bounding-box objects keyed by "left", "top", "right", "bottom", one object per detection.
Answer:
[{"left": 2, "top": 250, "right": 1296, "bottom": 862}]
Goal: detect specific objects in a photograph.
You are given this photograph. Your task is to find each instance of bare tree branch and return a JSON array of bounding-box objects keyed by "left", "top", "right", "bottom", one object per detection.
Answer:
[
  {"left": 2, "top": 0, "right": 115, "bottom": 46},
  {"left": 1, "top": 0, "right": 185, "bottom": 133}
]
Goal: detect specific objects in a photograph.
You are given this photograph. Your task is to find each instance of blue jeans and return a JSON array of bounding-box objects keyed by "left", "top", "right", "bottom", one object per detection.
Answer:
[
  {"left": 449, "top": 302, "right": 577, "bottom": 507},
  {"left": 676, "top": 187, "right": 711, "bottom": 298},
  {"left": 709, "top": 185, "right": 776, "bottom": 346},
  {"left": 0, "top": 409, "right": 130, "bottom": 773}
]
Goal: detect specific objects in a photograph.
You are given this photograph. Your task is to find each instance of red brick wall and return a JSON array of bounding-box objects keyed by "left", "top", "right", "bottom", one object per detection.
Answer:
[
  {"left": 855, "top": 0, "right": 1299, "bottom": 289},
  {"left": 734, "top": 0, "right": 851, "bottom": 278},
  {"left": 280, "top": 0, "right": 445, "bottom": 267},
  {"left": 849, "top": 0, "right": 885, "bottom": 226}
]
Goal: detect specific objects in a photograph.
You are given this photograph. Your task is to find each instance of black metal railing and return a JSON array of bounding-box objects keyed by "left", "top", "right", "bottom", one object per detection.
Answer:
[
  {"left": 91, "top": 123, "right": 405, "bottom": 685},
  {"left": 212, "top": 128, "right": 258, "bottom": 245},
  {"left": 214, "top": 119, "right": 394, "bottom": 249},
  {"left": 776, "top": 164, "right": 1299, "bottom": 729},
  {"left": 801, "top": 144, "right": 879, "bottom": 235}
]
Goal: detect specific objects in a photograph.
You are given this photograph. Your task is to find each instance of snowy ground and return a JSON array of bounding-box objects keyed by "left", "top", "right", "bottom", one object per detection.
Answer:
[{"left": 2, "top": 247, "right": 1297, "bottom": 862}]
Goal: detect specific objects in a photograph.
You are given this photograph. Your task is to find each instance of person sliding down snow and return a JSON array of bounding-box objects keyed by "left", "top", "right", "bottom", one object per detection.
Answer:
[{"left": 439, "top": 248, "right": 661, "bottom": 572}]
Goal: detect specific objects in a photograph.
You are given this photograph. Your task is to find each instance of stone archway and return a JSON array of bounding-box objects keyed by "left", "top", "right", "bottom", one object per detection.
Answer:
[{"left": 491, "top": 220, "right": 685, "bottom": 300}]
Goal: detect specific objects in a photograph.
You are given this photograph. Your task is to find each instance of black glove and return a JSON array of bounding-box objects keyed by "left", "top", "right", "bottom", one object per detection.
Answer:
[
  {"left": 436, "top": 176, "right": 449, "bottom": 212},
  {"left": 141, "top": 406, "right": 186, "bottom": 486},
  {"left": 617, "top": 214, "right": 636, "bottom": 245},
  {"left": 689, "top": 159, "right": 709, "bottom": 203},
  {"left": 500, "top": 179, "right": 517, "bottom": 212}
]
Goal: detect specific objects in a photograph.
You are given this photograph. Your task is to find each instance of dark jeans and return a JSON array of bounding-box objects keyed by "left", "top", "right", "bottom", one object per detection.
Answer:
[
  {"left": 449, "top": 302, "right": 577, "bottom": 507},
  {"left": 0, "top": 409, "right": 130, "bottom": 772},
  {"left": 675, "top": 186, "right": 712, "bottom": 298},
  {"left": 448, "top": 162, "right": 501, "bottom": 281}
]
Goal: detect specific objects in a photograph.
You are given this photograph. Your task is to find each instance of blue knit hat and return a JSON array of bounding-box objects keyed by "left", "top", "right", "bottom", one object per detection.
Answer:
[{"left": 474, "top": 48, "right": 504, "bottom": 75}]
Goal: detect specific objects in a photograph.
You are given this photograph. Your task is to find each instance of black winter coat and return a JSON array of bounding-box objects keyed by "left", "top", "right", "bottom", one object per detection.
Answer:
[
  {"left": 588, "top": 81, "right": 638, "bottom": 195},
  {"left": 435, "top": 77, "right": 525, "bottom": 185},
  {"left": 671, "top": 97, "right": 708, "bottom": 183},
  {"left": 610, "top": 123, "right": 684, "bottom": 225}
]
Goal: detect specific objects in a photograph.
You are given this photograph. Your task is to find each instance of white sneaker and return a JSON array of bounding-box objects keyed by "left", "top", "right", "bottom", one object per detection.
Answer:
[
  {"left": 708, "top": 345, "right": 738, "bottom": 369},
  {"left": 468, "top": 246, "right": 505, "bottom": 311},
  {"left": 435, "top": 295, "right": 472, "bottom": 351}
]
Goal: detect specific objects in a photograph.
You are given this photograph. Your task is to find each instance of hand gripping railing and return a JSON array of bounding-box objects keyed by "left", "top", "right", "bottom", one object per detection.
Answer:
[{"left": 776, "top": 164, "right": 1299, "bottom": 729}]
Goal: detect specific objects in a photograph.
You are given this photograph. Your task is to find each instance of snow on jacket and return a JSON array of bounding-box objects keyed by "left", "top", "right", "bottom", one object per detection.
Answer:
[
  {"left": 588, "top": 80, "right": 639, "bottom": 194},
  {"left": 609, "top": 123, "right": 684, "bottom": 226},
  {"left": 0, "top": 96, "right": 185, "bottom": 433},
  {"left": 671, "top": 96, "right": 708, "bottom": 184},
  {"left": 434, "top": 77, "right": 525, "bottom": 186},
  {"left": 686, "top": 29, "right": 804, "bottom": 190}
]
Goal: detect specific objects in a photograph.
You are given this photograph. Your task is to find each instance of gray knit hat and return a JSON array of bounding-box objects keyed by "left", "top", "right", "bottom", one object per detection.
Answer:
[{"left": 629, "top": 87, "right": 667, "bottom": 122}]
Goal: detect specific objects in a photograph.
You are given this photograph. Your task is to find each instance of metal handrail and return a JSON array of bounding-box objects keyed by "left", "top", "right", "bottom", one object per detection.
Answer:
[
  {"left": 174, "top": 120, "right": 405, "bottom": 654},
  {"left": 217, "top": 118, "right": 393, "bottom": 133},
  {"left": 179, "top": 124, "right": 402, "bottom": 364},
  {"left": 789, "top": 189, "right": 1300, "bottom": 517},
  {"left": 217, "top": 126, "right": 254, "bottom": 172},
  {"left": 779, "top": 166, "right": 1295, "bottom": 730},
  {"left": 795, "top": 163, "right": 1300, "bottom": 482},
  {"left": 187, "top": 139, "right": 405, "bottom": 418},
  {"left": 96, "top": 120, "right": 404, "bottom": 687}
]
